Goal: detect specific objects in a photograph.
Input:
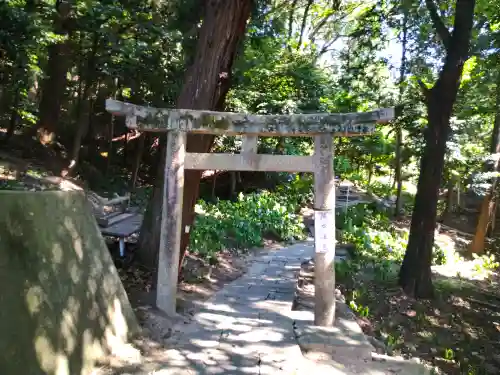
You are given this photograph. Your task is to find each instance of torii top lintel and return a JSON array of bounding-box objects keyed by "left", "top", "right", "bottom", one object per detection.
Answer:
[{"left": 106, "top": 99, "right": 395, "bottom": 137}]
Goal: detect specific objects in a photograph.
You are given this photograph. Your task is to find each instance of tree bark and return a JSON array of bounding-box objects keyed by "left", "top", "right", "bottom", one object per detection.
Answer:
[
  {"left": 287, "top": 0, "right": 299, "bottom": 42},
  {"left": 395, "top": 6, "right": 408, "bottom": 217},
  {"left": 32, "top": 1, "right": 72, "bottom": 145},
  {"left": 441, "top": 174, "right": 455, "bottom": 221},
  {"left": 487, "top": 199, "right": 497, "bottom": 236},
  {"left": 230, "top": 171, "right": 237, "bottom": 199},
  {"left": 469, "top": 70, "right": 500, "bottom": 254},
  {"left": 3, "top": 88, "right": 20, "bottom": 143},
  {"left": 130, "top": 133, "right": 146, "bottom": 190},
  {"left": 211, "top": 171, "right": 218, "bottom": 200},
  {"left": 68, "top": 32, "right": 99, "bottom": 173},
  {"left": 399, "top": 0, "right": 475, "bottom": 298},
  {"left": 297, "top": 0, "right": 314, "bottom": 49},
  {"left": 137, "top": 0, "right": 253, "bottom": 270},
  {"left": 367, "top": 155, "right": 374, "bottom": 186}
]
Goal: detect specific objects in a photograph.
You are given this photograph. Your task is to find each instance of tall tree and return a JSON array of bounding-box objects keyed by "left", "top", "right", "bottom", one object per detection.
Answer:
[
  {"left": 394, "top": 1, "right": 409, "bottom": 217},
  {"left": 32, "top": 0, "right": 73, "bottom": 145},
  {"left": 399, "top": 0, "right": 476, "bottom": 298},
  {"left": 469, "top": 68, "right": 500, "bottom": 254},
  {"left": 138, "top": 0, "right": 253, "bottom": 271}
]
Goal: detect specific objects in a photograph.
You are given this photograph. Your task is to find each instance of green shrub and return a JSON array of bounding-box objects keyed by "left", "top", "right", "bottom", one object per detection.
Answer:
[
  {"left": 190, "top": 191, "right": 306, "bottom": 259},
  {"left": 338, "top": 203, "right": 448, "bottom": 268},
  {"left": 275, "top": 173, "right": 314, "bottom": 207}
]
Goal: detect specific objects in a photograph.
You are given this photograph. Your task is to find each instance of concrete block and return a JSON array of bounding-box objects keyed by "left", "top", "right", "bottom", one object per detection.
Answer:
[
  {"left": 294, "top": 318, "right": 374, "bottom": 361},
  {"left": 0, "top": 191, "right": 140, "bottom": 375}
]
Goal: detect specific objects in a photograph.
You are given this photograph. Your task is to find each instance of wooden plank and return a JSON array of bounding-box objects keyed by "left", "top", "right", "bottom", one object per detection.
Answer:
[
  {"left": 100, "top": 214, "right": 143, "bottom": 238},
  {"left": 105, "top": 195, "right": 130, "bottom": 205},
  {"left": 156, "top": 130, "right": 186, "bottom": 316},
  {"left": 313, "top": 134, "right": 336, "bottom": 327},
  {"left": 185, "top": 153, "right": 315, "bottom": 173},
  {"left": 106, "top": 99, "right": 394, "bottom": 136},
  {"left": 97, "top": 212, "right": 135, "bottom": 228}
]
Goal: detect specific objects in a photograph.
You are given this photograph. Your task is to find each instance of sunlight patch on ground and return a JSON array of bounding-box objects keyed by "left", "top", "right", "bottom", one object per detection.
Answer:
[
  {"left": 432, "top": 260, "right": 498, "bottom": 281},
  {"left": 432, "top": 229, "right": 498, "bottom": 280},
  {"left": 402, "top": 181, "right": 417, "bottom": 195}
]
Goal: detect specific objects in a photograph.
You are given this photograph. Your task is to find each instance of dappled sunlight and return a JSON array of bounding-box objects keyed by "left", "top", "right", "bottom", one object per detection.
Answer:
[
  {"left": 199, "top": 302, "right": 238, "bottom": 314},
  {"left": 234, "top": 327, "right": 286, "bottom": 343},
  {"left": 104, "top": 299, "right": 130, "bottom": 355},
  {"left": 342, "top": 265, "right": 500, "bottom": 373},
  {"left": 334, "top": 197, "right": 500, "bottom": 373},
  {"left": 60, "top": 296, "right": 81, "bottom": 353},
  {"left": 122, "top": 240, "right": 424, "bottom": 375},
  {"left": 34, "top": 335, "right": 58, "bottom": 374},
  {"left": 0, "top": 191, "right": 139, "bottom": 374},
  {"left": 64, "top": 216, "right": 85, "bottom": 261},
  {"left": 82, "top": 329, "right": 106, "bottom": 368},
  {"left": 125, "top": 244, "right": 319, "bottom": 374},
  {"left": 432, "top": 259, "right": 498, "bottom": 281},
  {"left": 26, "top": 285, "right": 46, "bottom": 314},
  {"left": 52, "top": 242, "right": 64, "bottom": 263}
]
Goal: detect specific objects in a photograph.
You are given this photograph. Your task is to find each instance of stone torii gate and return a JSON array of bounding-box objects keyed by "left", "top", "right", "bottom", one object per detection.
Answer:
[{"left": 106, "top": 99, "right": 394, "bottom": 327}]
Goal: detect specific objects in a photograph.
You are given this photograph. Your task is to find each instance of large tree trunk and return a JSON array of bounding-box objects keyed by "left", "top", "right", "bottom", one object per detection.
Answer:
[
  {"left": 399, "top": 0, "right": 475, "bottom": 298},
  {"left": 137, "top": 0, "right": 253, "bottom": 270},
  {"left": 469, "top": 70, "right": 500, "bottom": 254},
  {"left": 399, "top": 102, "right": 450, "bottom": 298},
  {"left": 32, "top": 1, "right": 72, "bottom": 145}
]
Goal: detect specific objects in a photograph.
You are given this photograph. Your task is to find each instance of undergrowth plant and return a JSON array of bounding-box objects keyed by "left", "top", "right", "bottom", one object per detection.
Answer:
[
  {"left": 337, "top": 203, "right": 499, "bottom": 281},
  {"left": 190, "top": 190, "right": 306, "bottom": 259},
  {"left": 275, "top": 173, "right": 314, "bottom": 206}
]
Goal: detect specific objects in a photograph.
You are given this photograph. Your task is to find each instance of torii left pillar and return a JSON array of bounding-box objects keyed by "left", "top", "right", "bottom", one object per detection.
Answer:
[{"left": 156, "top": 130, "right": 186, "bottom": 316}]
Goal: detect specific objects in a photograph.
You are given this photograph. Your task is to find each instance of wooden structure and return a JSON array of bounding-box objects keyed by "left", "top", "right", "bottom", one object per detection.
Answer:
[
  {"left": 87, "top": 191, "right": 142, "bottom": 257},
  {"left": 106, "top": 99, "right": 394, "bottom": 326}
]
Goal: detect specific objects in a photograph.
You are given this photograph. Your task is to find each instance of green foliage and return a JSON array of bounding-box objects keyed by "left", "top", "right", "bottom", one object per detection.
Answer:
[
  {"left": 443, "top": 348, "right": 455, "bottom": 361},
  {"left": 471, "top": 253, "right": 499, "bottom": 273},
  {"left": 275, "top": 173, "right": 314, "bottom": 207},
  {"left": 337, "top": 201, "right": 500, "bottom": 285},
  {"left": 338, "top": 203, "right": 451, "bottom": 269},
  {"left": 0, "top": 0, "right": 186, "bottom": 138},
  {"left": 349, "top": 300, "right": 370, "bottom": 318},
  {"left": 189, "top": 191, "right": 306, "bottom": 259},
  {"left": 335, "top": 259, "right": 360, "bottom": 282},
  {"left": 130, "top": 186, "right": 152, "bottom": 211}
]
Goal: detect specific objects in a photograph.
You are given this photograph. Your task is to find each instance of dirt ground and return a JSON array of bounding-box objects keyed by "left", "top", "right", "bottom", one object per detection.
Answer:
[{"left": 341, "top": 274, "right": 500, "bottom": 375}]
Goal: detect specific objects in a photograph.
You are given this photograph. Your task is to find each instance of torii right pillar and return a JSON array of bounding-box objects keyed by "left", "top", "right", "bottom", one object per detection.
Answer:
[{"left": 313, "top": 133, "right": 336, "bottom": 326}]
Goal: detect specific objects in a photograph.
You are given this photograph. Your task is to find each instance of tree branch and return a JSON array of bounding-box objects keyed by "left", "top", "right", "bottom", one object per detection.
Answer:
[
  {"left": 309, "top": 12, "right": 334, "bottom": 43},
  {"left": 425, "top": 0, "right": 452, "bottom": 50},
  {"left": 317, "top": 35, "right": 346, "bottom": 57},
  {"left": 450, "top": 0, "right": 477, "bottom": 56},
  {"left": 287, "top": 0, "right": 299, "bottom": 42},
  {"left": 297, "top": 0, "right": 314, "bottom": 50},
  {"left": 417, "top": 79, "right": 431, "bottom": 101}
]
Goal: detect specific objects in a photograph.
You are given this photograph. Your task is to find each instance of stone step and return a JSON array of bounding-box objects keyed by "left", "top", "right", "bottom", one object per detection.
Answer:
[{"left": 294, "top": 317, "right": 374, "bottom": 362}]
